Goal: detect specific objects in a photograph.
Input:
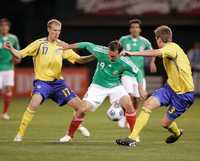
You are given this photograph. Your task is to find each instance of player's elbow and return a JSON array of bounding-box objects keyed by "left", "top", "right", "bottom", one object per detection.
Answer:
[{"left": 75, "top": 59, "right": 85, "bottom": 64}]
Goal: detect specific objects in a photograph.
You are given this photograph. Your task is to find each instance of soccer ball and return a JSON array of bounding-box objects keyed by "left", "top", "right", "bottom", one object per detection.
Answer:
[{"left": 106, "top": 103, "right": 124, "bottom": 121}]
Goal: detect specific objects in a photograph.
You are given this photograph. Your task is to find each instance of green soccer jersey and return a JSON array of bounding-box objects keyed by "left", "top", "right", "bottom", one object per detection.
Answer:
[
  {"left": 77, "top": 42, "right": 143, "bottom": 88},
  {"left": 119, "top": 35, "right": 152, "bottom": 78},
  {"left": 0, "top": 34, "right": 20, "bottom": 71}
]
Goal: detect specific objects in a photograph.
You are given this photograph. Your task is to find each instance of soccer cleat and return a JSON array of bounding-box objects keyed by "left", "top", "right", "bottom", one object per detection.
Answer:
[
  {"left": 78, "top": 126, "right": 90, "bottom": 137},
  {"left": 118, "top": 116, "right": 126, "bottom": 128},
  {"left": 59, "top": 135, "right": 72, "bottom": 143},
  {"left": 135, "top": 136, "right": 140, "bottom": 143},
  {"left": 116, "top": 137, "right": 137, "bottom": 147},
  {"left": 1, "top": 113, "right": 10, "bottom": 120},
  {"left": 14, "top": 134, "right": 23, "bottom": 142},
  {"left": 165, "top": 129, "right": 184, "bottom": 144}
]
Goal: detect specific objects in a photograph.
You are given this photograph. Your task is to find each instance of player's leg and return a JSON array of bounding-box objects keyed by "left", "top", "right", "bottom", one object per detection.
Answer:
[
  {"left": 60, "top": 84, "right": 107, "bottom": 142},
  {"left": 116, "top": 96, "right": 160, "bottom": 147},
  {"left": 2, "top": 86, "right": 13, "bottom": 120},
  {"left": 116, "top": 84, "right": 171, "bottom": 147},
  {"left": 14, "top": 80, "right": 52, "bottom": 141},
  {"left": 1, "top": 70, "right": 14, "bottom": 120},
  {"left": 72, "top": 110, "right": 90, "bottom": 137},
  {"left": 160, "top": 91, "right": 194, "bottom": 144},
  {"left": 109, "top": 85, "right": 136, "bottom": 131},
  {"left": 160, "top": 112, "right": 183, "bottom": 144},
  {"left": 14, "top": 94, "right": 43, "bottom": 141}
]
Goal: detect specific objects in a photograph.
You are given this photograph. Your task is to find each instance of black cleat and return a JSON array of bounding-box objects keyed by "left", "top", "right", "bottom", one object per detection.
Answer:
[
  {"left": 165, "top": 129, "right": 184, "bottom": 144},
  {"left": 116, "top": 137, "right": 137, "bottom": 147}
]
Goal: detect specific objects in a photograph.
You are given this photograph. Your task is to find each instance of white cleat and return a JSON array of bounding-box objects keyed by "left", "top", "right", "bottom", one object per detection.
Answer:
[
  {"left": 59, "top": 135, "right": 72, "bottom": 143},
  {"left": 135, "top": 137, "right": 140, "bottom": 143},
  {"left": 118, "top": 116, "right": 126, "bottom": 128},
  {"left": 1, "top": 113, "right": 10, "bottom": 120},
  {"left": 78, "top": 126, "right": 90, "bottom": 137},
  {"left": 14, "top": 134, "right": 23, "bottom": 142}
]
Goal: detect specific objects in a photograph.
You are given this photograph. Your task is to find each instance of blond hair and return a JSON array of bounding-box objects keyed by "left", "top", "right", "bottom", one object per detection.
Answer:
[
  {"left": 154, "top": 25, "right": 172, "bottom": 43},
  {"left": 47, "top": 19, "right": 62, "bottom": 28}
]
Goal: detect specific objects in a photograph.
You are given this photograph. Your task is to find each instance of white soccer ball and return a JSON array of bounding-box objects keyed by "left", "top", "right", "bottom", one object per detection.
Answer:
[{"left": 106, "top": 103, "right": 124, "bottom": 121}]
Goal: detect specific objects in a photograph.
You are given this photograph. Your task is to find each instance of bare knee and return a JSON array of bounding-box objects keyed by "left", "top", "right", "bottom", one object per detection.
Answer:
[
  {"left": 120, "top": 96, "right": 135, "bottom": 113},
  {"left": 160, "top": 117, "right": 172, "bottom": 128},
  {"left": 28, "top": 94, "right": 43, "bottom": 110}
]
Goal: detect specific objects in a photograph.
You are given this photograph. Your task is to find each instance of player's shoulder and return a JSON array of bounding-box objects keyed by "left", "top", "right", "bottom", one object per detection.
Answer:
[
  {"left": 33, "top": 37, "right": 48, "bottom": 45},
  {"left": 166, "top": 42, "right": 181, "bottom": 49},
  {"left": 94, "top": 45, "right": 109, "bottom": 54},
  {"left": 139, "top": 36, "right": 150, "bottom": 43},
  {"left": 8, "top": 33, "right": 18, "bottom": 40},
  {"left": 120, "top": 56, "right": 135, "bottom": 66},
  {"left": 119, "top": 35, "right": 131, "bottom": 41}
]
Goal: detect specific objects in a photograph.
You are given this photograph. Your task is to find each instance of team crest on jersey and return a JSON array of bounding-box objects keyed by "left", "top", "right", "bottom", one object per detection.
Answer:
[
  {"left": 139, "top": 45, "right": 145, "bottom": 51},
  {"left": 112, "top": 71, "right": 118, "bottom": 75},
  {"left": 126, "top": 44, "right": 132, "bottom": 51},
  {"left": 56, "top": 48, "right": 62, "bottom": 54}
]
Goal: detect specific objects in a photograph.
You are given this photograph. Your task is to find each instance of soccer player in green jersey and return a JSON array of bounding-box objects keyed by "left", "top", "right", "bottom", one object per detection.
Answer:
[
  {"left": 118, "top": 19, "right": 157, "bottom": 129},
  {"left": 0, "top": 18, "right": 20, "bottom": 120},
  {"left": 59, "top": 41, "right": 147, "bottom": 142}
]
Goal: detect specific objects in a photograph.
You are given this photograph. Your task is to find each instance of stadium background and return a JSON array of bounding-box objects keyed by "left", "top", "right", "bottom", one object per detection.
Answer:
[{"left": 1, "top": 0, "right": 200, "bottom": 97}]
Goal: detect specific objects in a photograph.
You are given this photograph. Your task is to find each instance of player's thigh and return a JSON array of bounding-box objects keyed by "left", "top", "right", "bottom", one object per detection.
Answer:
[
  {"left": 164, "top": 92, "right": 195, "bottom": 121},
  {"left": 0, "top": 70, "right": 14, "bottom": 90},
  {"left": 51, "top": 80, "right": 77, "bottom": 107},
  {"left": 0, "top": 71, "right": 4, "bottom": 90},
  {"left": 3, "top": 70, "right": 14, "bottom": 88},
  {"left": 28, "top": 94, "right": 43, "bottom": 110},
  {"left": 31, "top": 80, "right": 53, "bottom": 108},
  {"left": 83, "top": 84, "right": 108, "bottom": 112},
  {"left": 121, "top": 76, "right": 135, "bottom": 95},
  {"left": 109, "top": 85, "right": 134, "bottom": 112}
]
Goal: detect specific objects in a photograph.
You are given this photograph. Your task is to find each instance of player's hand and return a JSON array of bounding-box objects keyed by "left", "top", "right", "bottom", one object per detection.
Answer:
[
  {"left": 150, "top": 61, "right": 157, "bottom": 73},
  {"left": 120, "top": 50, "right": 127, "bottom": 56},
  {"left": 138, "top": 84, "right": 148, "bottom": 100},
  {"left": 3, "top": 41, "right": 13, "bottom": 50},
  {"left": 57, "top": 41, "right": 69, "bottom": 50}
]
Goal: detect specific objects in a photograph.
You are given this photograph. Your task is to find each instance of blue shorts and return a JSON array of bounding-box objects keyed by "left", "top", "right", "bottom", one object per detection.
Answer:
[
  {"left": 32, "top": 79, "right": 77, "bottom": 106},
  {"left": 152, "top": 84, "right": 194, "bottom": 120}
]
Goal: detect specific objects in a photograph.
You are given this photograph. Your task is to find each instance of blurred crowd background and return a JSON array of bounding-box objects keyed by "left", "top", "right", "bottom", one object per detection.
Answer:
[{"left": 0, "top": 0, "right": 200, "bottom": 96}]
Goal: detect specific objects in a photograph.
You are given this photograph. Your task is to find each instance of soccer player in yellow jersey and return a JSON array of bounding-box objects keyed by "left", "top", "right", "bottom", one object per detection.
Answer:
[
  {"left": 4, "top": 19, "right": 95, "bottom": 142},
  {"left": 116, "top": 25, "right": 195, "bottom": 147}
]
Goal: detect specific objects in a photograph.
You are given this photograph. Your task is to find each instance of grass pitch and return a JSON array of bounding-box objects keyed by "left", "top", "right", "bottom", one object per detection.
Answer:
[{"left": 0, "top": 98, "right": 200, "bottom": 161}]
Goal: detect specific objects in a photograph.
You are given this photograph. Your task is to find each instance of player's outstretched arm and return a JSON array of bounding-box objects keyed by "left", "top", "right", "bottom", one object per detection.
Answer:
[
  {"left": 121, "top": 49, "right": 162, "bottom": 57},
  {"left": 75, "top": 55, "right": 96, "bottom": 64},
  {"left": 3, "top": 42, "right": 22, "bottom": 59},
  {"left": 150, "top": 57, "right": 157, "bottom": 73}
]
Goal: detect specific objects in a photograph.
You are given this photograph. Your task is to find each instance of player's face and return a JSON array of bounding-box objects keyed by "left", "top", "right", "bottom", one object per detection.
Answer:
[
  {"left": 130, "top": 23, "right": 141, "bottom": 38},
  {"left": 156, "top": 37, "right": 164, "bottom": 48},
  {"left": 108, "top": 50, "right": 119, "bottom": 61},
  {"left": 48, "top": 24, "right": 61, "bottom": 41},
  {"left": 0, "top": 22, "right": 10, "bottom": 35}
]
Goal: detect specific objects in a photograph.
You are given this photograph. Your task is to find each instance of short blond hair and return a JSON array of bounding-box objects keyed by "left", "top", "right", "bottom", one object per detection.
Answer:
[
  {"left": 154, "top": 25, "right": 172, "bottom": 43},
  {"left": 47, "top": 19, "right": 62, "bottom": 28}
]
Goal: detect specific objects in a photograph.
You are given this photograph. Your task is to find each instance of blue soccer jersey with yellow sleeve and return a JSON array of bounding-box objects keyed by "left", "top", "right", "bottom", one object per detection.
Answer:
[
  {"left": 19, "top": 38, "right": 80, "bottom": 81},
  {"left": 159, "top": 42, "right": 194, "bottom": 93}
]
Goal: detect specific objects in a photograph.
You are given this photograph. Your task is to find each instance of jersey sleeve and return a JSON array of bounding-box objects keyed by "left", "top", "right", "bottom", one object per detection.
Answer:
[
  {"left": 63, "top": 49, "right": 80, "bottom": 64},
  {"left": 145, "top": 39, "right": 153, "bottom": 50},
  {"left": 119, "top": 37, "right": 125, "bottom": 48},
  {"left": 19, "top": 40, "right": 40, "bottom": 58},
  {"left": 13, "top": 36, "right": 20, "bottom": 50},
  {"left": 120, "top": 57, "right": 143, "bottom": 83},
  {"left": 77, "top": 42, "right": 107, "bottom": 59},
  {"left": 159, "top": 44, "right": 176, "bottom": 58}
]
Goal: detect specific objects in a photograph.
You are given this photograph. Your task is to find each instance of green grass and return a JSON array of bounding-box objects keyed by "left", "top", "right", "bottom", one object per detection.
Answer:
[{"left": 0, "top": 98, "right": 200, "bottom": 161}]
